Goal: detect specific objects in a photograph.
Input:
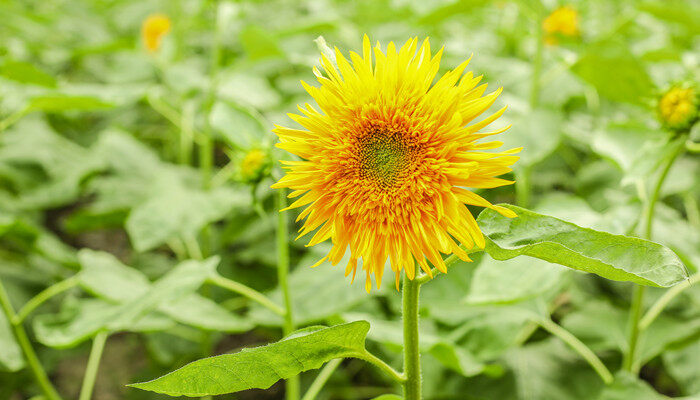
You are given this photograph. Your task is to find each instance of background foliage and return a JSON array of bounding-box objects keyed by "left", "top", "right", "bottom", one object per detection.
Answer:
[{"left": 0, "top": 0, "right": 698, "bottom": 399}]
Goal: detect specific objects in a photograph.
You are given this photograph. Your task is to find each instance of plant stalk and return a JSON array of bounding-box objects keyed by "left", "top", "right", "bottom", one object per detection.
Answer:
[
  {"left": 0, "top": 279, "right": 63, "bottom": 400},
  {"left": 277, "top": 188, "right": 299, "bottom": 400},
  {"left": 537, "top": 318, "right": 613, "bottom": 384},
  {"left": 402, "top": 276, "right": 421, "bottom": 400},
  {"left": 208, "top": 275, "right": 285, "bottom": 316},
  {"left": 78, "top": 331, "right": 108, "bottom": 400},
  {"left": 301, "top": 358, "right": 342, "bottom": 400},
  {"left": 14, "top": 276, "right": 79, "bottom": 325},
  {"left": 624, "top": 139, "right": 685, "bottom": 372}
]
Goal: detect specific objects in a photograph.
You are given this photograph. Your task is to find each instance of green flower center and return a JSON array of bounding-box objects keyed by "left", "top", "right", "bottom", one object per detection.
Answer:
[{"left": 359, "top": 133, "right": 410, "bottom": 189}]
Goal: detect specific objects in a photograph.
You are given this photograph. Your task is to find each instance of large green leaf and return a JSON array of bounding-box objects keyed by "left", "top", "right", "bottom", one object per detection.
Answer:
[
  {"left": 478, "top": 205, "right": 688, "bottom": 287},
  {"left": 129, "top": 321, "right": 370, "bottom": 396},
  {"left": 106, "top": 257, "right": 219, "bottom": 329},
  {"left": 0, "top": 310, "right": 24, "bottom": 372},
  {"left": 571, "top": 40, "right": 654, "bottom": 104},
  {"left": 126, "top": 183, "right": 249, "bottom": 252},
  {"left": 78, "top": 250, "right": 251, "bottom": 332},
  {"left": 465, "top": 255, "right": 566, "bottom": 305},
  {"left": 33, "top": 298, "right": 174, "bottom": 348},
  {"left": 596, "top": 372, "right": 667, "bottom": 400},
  {"left": 664, "top": 340, "right": 700, "bottom": 395}
]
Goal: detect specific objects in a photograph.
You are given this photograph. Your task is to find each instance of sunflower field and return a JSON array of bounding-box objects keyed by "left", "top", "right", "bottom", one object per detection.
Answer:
[{"left": 1, "top": 0, "right": 699, "bottom": 399}]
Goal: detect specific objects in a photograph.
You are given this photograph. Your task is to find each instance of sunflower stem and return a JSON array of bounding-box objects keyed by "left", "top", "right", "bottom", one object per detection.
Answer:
[
  {"left": 402, "top": 276, "right": 421, "bottom": 400},
  {"left": 277, "top": 187, "right": 299, "bottom": 400},
  {"left": 624, "top": 137, "right": 685, "bottom": 373}
]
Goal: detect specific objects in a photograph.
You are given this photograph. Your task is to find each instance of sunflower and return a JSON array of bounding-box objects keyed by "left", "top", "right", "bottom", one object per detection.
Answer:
[
  {"left": 142, "top": 14, "right": 171, "bottom": 52},
  {"left": 542, "top": 6, "right": 580, "bottom": 44},
  {"left": 273, "top": 36, "right": 520, "bottom": 292},
  {"left": 658, "top": 84, "right": 698, "bottom": 132}
]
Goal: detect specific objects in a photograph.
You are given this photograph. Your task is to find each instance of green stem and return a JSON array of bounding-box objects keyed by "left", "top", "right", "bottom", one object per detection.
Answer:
[
  {"left": 301, "top": 358, "right": 342, "bottom": 400},
  {"left": 277, "top": 188, "right": 299, "bottom": 400},
  {"left": 640, "top": 273, "right": 700, "bottom": 331},
  {"left": 208, "top": 274, "right": 285, "bottom": 316},
  {"left": 536, "top": 318, "right": 613, "bottom": 384},
  {"left": 624, "top": 139, "right": 685, "bottom": 372},
  {"left": 13, "top": 276, "right": 79, "bottom": 325},
  {"left": 0, "top": 279, "right": 62, "bottom": 400},
  {"left": 530, "top": 23, "right": 544, "bottom": 109},
  {"left": 78, "top": 331, "right": 108, "bottom": 400},
  {"left": 402, "top": 276, "right": 421, "bottom": 400},
  {"left": 515, "top": 166, "right": 532, "bottom": 209},
  {"left": 623, "top": 285, "right": 646, "bottom": 372},
  {"left": 643, "top": 140, "right": 685, "bottom": 239},
  {"left": 356, "top": 350, "right": 405, "bottom": 383}
]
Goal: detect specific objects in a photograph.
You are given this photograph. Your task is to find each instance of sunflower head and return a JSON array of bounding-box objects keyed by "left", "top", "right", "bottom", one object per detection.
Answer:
[
  {"left": 239, "top": 148, "right": 271, "bottom": 184},
  {"left": 542, "top": 6, "right": 580, "bottom": 44},
  {"left": 142, "top": 14, "right": 171, "bottom": 52},
  {"left": 658, "top": 84, "right": 698, "bottom": 133},
  {"left": 273, "top": 36, "right": 520, "bottom": 292}
]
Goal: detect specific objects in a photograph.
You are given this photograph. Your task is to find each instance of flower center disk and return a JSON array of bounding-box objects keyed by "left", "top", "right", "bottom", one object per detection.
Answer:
[{"left": 358, "top": 131, "right": 411, "bottom": 190}]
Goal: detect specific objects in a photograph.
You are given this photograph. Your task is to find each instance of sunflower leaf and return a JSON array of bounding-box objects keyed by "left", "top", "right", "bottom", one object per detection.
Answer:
[
  {"left": 477, "top": 205, "right": 688, "bottom": 287},
  {"left": 128, "top": 321, "right": 370, "bottom": 396}
]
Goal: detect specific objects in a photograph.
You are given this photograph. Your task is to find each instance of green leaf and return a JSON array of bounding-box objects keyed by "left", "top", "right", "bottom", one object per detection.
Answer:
[
  {"left": 250, "top": 246, "right": 384, "bottom": 326},
  {"left": 0, "top": 60, "right": 56, "bottom": 87},
  {"left": 78, "top": 249, "right": 150, "bottom": 302},
  {"left": 159, "top": 294, "right": 253, "bottom": 333},
  {"left": 501, "top": 108, "right": 562, "bottom": 167},
  {"left": 28, "top": 95, "right": 114, "bottom": 112},
  {"left": 33, "top": 298, "right": 173, "bottom": 348},
  {"left": 209, "top": 101, "right": 268, "bottom": 149},
  {"left": 664, "top": 340, "right": 700, "bottom": 395},
  {"left": 596, "top": 372, "right": 666, "bottom": 400},
  {"left": 78, "top": 250, "right": 249, "bottom": 332},
  {"left": 0, "top": 309, "right": 24, "bottom": 372},
  {"left": 465, "top": 255, "right": 566, "bottom": 305},
  {"left": 478, "top": 205, "right": 688, "bottom": 287},
  {"left": 129, "top": 321, "right": 370, "bottom": 396},
  {"left": 239, "top": 25, "right": 284, "bottom": 61},
  {"left": 571, "top": 40, "right": 654, "bottom": 104},
  {"left": 371, "top": 396, "right": 403, "bottom": 400},
  {"left": 106, "top": 257, "right": 219, "bottom": 329},
  {"left": 126, "top": 184, "right": 249, "bottom": 252}
]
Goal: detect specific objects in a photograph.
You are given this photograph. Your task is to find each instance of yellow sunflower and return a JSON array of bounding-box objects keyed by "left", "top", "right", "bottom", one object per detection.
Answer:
[
  {"left": 142, "top": 14, "right": 171, "bottom": 52},
  {"left": 273, "top": 36, "right": 520, "bottom": 292}
]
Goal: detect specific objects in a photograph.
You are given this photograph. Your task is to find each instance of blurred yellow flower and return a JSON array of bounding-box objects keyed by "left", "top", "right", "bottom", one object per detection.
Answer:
[
  {"left": 142, "top": 14, "right": 171, "bottom": 52},
  {"left": 542, "top": 6, "right": 579, "bottom": 44},
  {"left": 658, "top": 85, "right": 698, "bottom": 132},
  {"left": 239, "top": 149, "right": 270, "bottom": 183},
  {"left": 273, "top": 36, "right": 520, "bottom": 292}
]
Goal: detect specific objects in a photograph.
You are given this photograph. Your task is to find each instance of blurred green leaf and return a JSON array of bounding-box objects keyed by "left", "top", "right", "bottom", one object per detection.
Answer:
[
  {"left": 596, "top": 372, "right": 667, "bottom": 400},
  {"left": 664, "top": 340, "right": 700, "bottom": 396},
  {"left": 371, "top": 395, "right": 403, "bottom": 400},
  {"left": 209, "top": 101, "right": 268, "bottom": 149},
  {"left": 465, "top": 255, "right": 566, "bottom": 305},
  {"left": 106, "top": 257, "right": 219, "bottom": 329},
  {"left": 478, "top": 205, "right": 689, "bottom": 287},
  {"left": 571, "top": 40, "right": 654, "bottom": 104},
  {"left": 33, "top": 297, "right": 174, "bottom": 348},
  {"left": 126, "top": 183, "right": 250, "bottom": 252},
  {"left": 239, "top": 25, "right": 284, "bottom": 61},
  {"left": 79, "top": 250, "right": 251, "bottom": 332},
  {"left": 129, "top": 321, "right": 370, "bottom": 396},
  {"left": 501, "top": 108, "right": 562, "bottom": 167},
  {"left": 0, "top": 60, "right": 56, "bottom": 87},
  {"left": 27, "top": 95, "right": 114, "bottom": 112},
  {"left": 0, "top": 310, "right": 24, "bottom": 372}
]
